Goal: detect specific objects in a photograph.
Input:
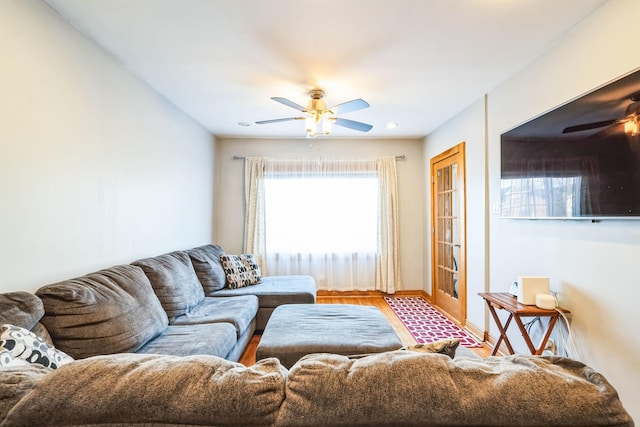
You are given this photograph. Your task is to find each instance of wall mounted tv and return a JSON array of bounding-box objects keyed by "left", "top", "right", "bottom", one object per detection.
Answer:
[{"left": 500, "top": 68, "right": 640, "bottom": 219}]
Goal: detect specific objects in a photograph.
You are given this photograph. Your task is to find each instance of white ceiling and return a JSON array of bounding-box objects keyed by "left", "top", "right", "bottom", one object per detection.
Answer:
[{"left": 43, "top": 0, "right": 609, "bottom": 139}]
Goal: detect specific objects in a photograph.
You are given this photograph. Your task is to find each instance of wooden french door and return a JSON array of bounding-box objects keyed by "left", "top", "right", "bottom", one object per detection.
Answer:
[{"left": 430, "top": 143, "right": 466, "bottom": 324}]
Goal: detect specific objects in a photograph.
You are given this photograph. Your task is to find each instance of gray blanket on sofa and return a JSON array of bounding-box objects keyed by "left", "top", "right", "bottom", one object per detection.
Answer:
[
  {"left": 278, "top": 351, "right": 634, "bottom": 426},
  {"left": 0, "top": 351, "right": 633, "bottom": 427},
  {"left": 1, "top": 354, "right": 286, "bottom": 427}
]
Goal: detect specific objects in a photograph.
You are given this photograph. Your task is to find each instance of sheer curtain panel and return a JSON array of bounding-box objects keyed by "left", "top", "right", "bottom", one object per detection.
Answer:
[
  {"left": 375, "top": 157, "right": 401, "bottom": 293},
  {"left": 243, "top": 156, "right": 401, "bottom": 292},
  {"left": 243, "top": 157, "right": 267, "bottom": 273}
]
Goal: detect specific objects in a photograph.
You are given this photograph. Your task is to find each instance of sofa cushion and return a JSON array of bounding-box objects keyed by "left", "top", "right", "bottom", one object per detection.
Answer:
[
  {"left": 277, "top": 351, "right": 634, "bottom": 427},
  {"left": 1, "top": 354, "right": 287, "bottom": 427},
  {"left": 187, "top": 244, "right": 227, "bottom": 294},
  {"left": 0, "top": 292, "right": 52, "bottom": 346},
  {"left": 132, "top": 251, "right": 205, "bottom": 321},
  {"left": 36, "top": 264, "right": 168, "bottom": 359},
  {"left": 0, "top": 292, "right": 44, "bottom": 331},
  {"left": 211, "top": 275, "right": 316, "bottom": 307},
  {"left": 136, "top": 323, "right": 237, "bottom": 359},
  {"left": 171, "top": 295, "right": 259, "bottom": 338}
]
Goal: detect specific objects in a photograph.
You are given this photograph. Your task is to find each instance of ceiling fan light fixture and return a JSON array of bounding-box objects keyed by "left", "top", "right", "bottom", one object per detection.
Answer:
[
  {"left": 321, "top": 115, "right": 334, "bottom": 135},
  {"left": 624, "top": 116, "right": 639, "bottom": 136},
  {"left": 305, "top": 113, "right": 319, "bottom": 138},
  {"left": 305, "top": 114, "right": 315, "bottom": 132},
  {"left": 305, "top": 109, "right": 335, "bottom": 138}
]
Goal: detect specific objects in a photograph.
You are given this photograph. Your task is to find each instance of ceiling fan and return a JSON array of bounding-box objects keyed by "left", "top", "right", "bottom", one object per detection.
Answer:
[
  {"left": 562, "top": 91, "right": 640, "bottom": 137},
  {"left": 255, "top": 89, "right": 373, "bottom": 138}
]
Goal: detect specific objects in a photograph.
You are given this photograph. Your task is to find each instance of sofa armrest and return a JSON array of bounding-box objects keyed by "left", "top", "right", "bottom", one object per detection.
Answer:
[{"left": 0, "top": 364, "right": 52, "bottom": 423}]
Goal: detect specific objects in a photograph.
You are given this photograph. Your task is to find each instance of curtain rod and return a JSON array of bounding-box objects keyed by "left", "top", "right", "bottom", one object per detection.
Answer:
[{"left": 232, "top": 155, "right": 406, "bottom": 160}]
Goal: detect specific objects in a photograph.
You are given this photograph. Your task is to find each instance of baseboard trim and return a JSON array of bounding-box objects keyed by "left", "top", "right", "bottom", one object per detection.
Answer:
[
  {"left": 460, "top": 318, "right": 512, "bottom": 355},
  {"left": 463, "top": 320, "right": 484, "bottom": 343},
  {"left": 395, "top": 290, "right": 432, "bottom": 301},
  {"left": 316, "top": 289, "right": 432, "bottom": 300}
]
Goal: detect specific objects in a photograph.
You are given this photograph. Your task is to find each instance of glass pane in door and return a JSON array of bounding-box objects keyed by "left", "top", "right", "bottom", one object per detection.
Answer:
[{"left": 436, "top": 163, "right": 459, "bottom": 300}]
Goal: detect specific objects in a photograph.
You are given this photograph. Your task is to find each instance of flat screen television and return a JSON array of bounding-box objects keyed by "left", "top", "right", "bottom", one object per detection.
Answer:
[{"left": 500, "top": 68, "right": 640, "bottom": 219}]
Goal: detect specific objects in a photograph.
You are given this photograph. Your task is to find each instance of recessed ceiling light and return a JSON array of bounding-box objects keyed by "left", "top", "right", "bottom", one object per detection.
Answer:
[
  {"left": 238, "top": 121, "right": 251, "bottom": 127},
  {"left": 386, "top": 122, "right": 399, "bottom": 129}
]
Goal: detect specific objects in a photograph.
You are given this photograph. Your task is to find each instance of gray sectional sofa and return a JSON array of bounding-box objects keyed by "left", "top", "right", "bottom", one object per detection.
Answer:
[
  {"left": 0, "top": 244, "right": 634, "bottom": 426},
  {"left": 12, "top": 244, "right": 316, "bottom": 362}
]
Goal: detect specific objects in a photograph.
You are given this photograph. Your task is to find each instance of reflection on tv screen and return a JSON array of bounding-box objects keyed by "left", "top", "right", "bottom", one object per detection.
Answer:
[{"left": 500, "top": 69, "right": 640, "bottom": 219}]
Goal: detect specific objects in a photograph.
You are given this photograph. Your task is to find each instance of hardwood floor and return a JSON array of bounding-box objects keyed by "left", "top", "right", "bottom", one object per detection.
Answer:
[{"left": 238, "top": 292, "right": 490, "bottom": 366}]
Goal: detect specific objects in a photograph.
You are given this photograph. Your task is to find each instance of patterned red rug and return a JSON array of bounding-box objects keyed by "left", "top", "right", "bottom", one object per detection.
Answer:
[{"left": 384, "top": 296, "right": 482, "bottom": 348}]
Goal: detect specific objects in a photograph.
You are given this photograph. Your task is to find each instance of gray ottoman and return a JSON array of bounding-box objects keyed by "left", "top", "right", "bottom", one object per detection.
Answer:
[{"left": 256, "top": 304, "right": 402, "bottom": 368}]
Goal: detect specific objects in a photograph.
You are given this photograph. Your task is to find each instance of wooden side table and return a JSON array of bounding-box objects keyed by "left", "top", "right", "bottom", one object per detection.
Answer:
[{"left": 478, "top": 292, "right": 570, "bottom": 356}]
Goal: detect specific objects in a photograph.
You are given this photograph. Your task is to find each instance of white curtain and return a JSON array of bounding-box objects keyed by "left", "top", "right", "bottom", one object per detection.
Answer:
[
  {"left": 243, "top": 157, "right": 267, "bottom": 274},
  {"left": 375, "top": 156, "right": 401, "bottom": 293},
  {"left": 243, "top": 156, "right": 401, "bottom": 292}
]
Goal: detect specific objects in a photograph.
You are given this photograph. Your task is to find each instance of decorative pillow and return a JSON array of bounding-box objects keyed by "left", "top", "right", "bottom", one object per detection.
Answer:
[
  {"left": 403, "top": 338, "right": 460, "bottom": 359},
  {"left": 0, "top": 324, "right": 74, "bottom": 369},
  {"left": 239, "top": 254, "right": 262, "bottom": 283},
  {"left": 0, "top": 349, "right": 28, "bottom": 367},
  {"left": 220, "top": 254, "right": 262, "bottom": 289}
]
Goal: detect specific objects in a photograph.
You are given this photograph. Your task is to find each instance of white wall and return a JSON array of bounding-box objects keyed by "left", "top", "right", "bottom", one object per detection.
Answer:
[
  {"left": 0, "top": 0, "right": 215, "bottom": 293},
  {"left": 423, "top": 97, "right": 487, "bottom": 332},
  {"left": 214, "top": 137, "right": 425, "bottom": 290},
  {"left": 431, "top": 0, "right": 639, "bottom": 418}
]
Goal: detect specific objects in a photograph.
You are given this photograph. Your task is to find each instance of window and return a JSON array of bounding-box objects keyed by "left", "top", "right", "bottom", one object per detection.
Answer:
[
  {"left": 243, "top": 156, "right": 399, "bottom": 292},
  {"left": 264, "top": 176, "right": 378, "bottom": 254},
  {"left": 260, "top": 158, "right": 379, "bottom": 290}
]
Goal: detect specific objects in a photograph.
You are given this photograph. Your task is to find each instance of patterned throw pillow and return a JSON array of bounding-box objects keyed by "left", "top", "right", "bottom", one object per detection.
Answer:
[
  {"left": 239, "top": 254, "right": 262, "bottom": 284},
  {"left": 0, "top": 349, "right": 28, "bottom": 367},
  {"left": 0, "top": 324, "right": 74, "bottom": 369},
  {"left": 219, "top": 254, "right": 262, "bottom": 289}
]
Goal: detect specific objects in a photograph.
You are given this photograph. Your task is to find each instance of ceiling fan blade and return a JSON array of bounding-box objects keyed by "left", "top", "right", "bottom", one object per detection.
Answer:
[
  {"left": 255, "top": 117, "right": 303, "bottom": 125},
  {"left": 329, "top": 98, "right": 370, "bottom": 115},
  {"left": 625, "top": 100, "right": 640, "bottom": 116},
  {"left": 562, "top": 119, "right": 617, "bottom": 134},
  {"left": 271, "top": 97, "right": 306, "bottom": 112},
  {"left": 591, "top": 122, "right": 624, "bottom": 139},
  {"left": 334, "top": 118, "right": 373, "bottom": 132}
]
